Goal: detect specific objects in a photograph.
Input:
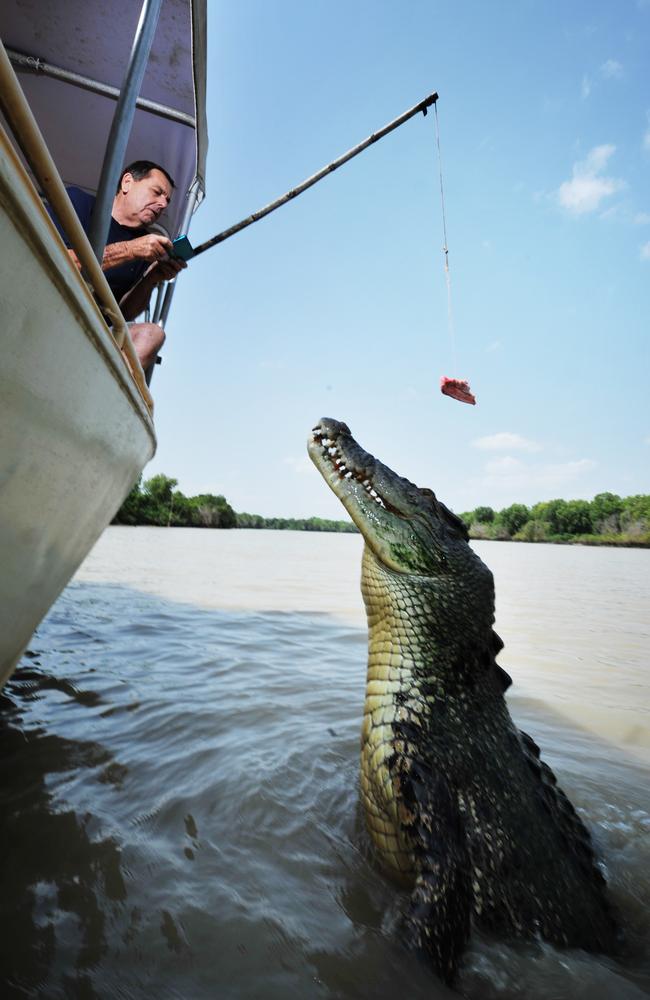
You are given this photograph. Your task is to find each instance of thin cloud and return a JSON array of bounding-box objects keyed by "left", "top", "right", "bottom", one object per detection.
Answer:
[
  {"left": 557, "top": 144, "right": 625, "bottom": 215},
  {"left": 641, "top": 242, "right": 650, "bottom": 261},
  {"left": 477, "top": 457, "right": 596, "bottom": 492},
  {"left": 600, "top": 59, "right": 623, "bottom": 79},
  {"left": 542, "top": 459, "right": 596, "bottom": 480},
  {"left": 644, "top": 112, "right": 650, "bottom": 152},
  {"left": 473, "top": 432, "right": 541, "bottom": 453},
  {"left": 485, "top": 340, "right": 502, "bottom": 353},
  {"left": 634, "top": 212, "right": 650, "bottom": 224},
  {"left": 581, "top": 75, "right": 591, "bottom": 100}
]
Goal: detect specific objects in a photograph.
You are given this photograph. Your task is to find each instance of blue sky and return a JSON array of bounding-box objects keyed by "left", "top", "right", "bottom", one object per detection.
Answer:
[{"left": 147, "top": 0, "right": 649, "bottom": 519}]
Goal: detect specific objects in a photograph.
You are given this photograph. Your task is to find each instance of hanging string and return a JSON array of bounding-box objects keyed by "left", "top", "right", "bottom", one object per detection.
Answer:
[{"left": 433, "top": 102, "right": 457, "bottom": 371}]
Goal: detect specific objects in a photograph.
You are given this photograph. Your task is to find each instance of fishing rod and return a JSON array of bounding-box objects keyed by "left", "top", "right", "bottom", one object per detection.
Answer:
[{"left": 171, "top": 90, "right": 439, "bottom": 261}]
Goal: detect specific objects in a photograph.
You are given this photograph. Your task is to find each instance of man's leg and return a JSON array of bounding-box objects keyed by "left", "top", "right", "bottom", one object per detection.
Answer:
[{"left": 128, "top": 322, "right": 165, "bottom": 369}]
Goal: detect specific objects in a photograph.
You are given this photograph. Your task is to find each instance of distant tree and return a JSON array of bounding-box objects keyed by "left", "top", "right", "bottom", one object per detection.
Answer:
[
  {"left": 590, "top": 493, "right": 623, "bottom": 533},
  {"left": 530, "top": 500, "right": 551, "bottom": 522},
  {"left": 237, "top": 512, "right": 265, "bottom": 529},
  {"left": 469, "top": 521, "right": 496, "bottom": 539},
  {"left": 141, "top": 474, "right": 177, "bottom": 524},
  {"left": 170, "top": 490, "right": 194, "bottom": 526},
  {"left": 530, "top": 499, "right": 570, "bottom": 535},
  {"left": 620, "top": 495, "right": 650, "bottom": 536},
  {"left": 191, "top": 493, "right": 237, "bottom": 528},
  {"left": 515, "top": 519, "right": 550, "bottom": 542},
  {"left": 561, "top": 500, "right": 593, "bottom": 535},
  {"left": 235, "top": 512, "right": 357, "bottom": 532},
  {"left": 473, "top": 506, "right": 495, "bottom": 524},
  {"left": 496, "top": 503, "right": 530, "bottom": 537}
]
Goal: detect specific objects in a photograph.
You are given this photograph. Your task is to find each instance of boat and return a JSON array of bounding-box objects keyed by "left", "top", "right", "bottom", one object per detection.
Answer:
[{"left": 0, "top": 0, "right": 208, "bottom": 687}]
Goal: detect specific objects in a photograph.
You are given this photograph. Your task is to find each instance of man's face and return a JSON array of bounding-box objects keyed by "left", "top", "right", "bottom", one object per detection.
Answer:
[{"left": 121, "top": 168, "right": 173, "bottom": 225}]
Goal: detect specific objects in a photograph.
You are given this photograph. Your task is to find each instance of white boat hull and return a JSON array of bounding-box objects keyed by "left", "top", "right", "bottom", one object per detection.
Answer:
[{"left": 0, "top": 133, "right": 156, "bottom": 687}]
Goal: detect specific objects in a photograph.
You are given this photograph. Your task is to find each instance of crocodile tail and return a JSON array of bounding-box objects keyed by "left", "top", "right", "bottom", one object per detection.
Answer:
[{"left": 396, "top": 755, "right": 472, "bottom": 984}]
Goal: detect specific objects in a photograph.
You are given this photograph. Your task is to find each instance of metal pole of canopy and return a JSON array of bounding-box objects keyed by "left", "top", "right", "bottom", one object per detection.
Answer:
[
  {"left": 158, "top": 182, "right": 203, "bottom": 322},
  {"left": 6, "top": 48, "right": 195, "bottom": 128},
  {"left": 87, "top": 0, "right": 163, "bottom": 265},
  {"left": 144, "top": 178, "right": 203, "bottom": 386}
]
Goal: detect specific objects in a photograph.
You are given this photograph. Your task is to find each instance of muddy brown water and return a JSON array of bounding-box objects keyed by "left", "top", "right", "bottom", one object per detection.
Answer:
[{"left": 1, "top": 529, "right": 648, "bottom": 998}]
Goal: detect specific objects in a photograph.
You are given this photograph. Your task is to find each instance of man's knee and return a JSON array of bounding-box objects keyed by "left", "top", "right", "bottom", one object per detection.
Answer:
[{"left": 129, "top": 322, "right": 165, "bottom": 367}]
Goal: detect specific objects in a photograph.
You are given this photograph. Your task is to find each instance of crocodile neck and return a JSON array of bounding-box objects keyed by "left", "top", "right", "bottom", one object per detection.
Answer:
[{"left": 359, "top": 544, "right": 513, "bottom": 880}]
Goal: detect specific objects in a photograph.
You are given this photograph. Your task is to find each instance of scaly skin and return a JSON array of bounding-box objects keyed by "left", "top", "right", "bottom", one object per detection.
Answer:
[{"left": 308, "top": 418, "right": 619, "bottom": 985}]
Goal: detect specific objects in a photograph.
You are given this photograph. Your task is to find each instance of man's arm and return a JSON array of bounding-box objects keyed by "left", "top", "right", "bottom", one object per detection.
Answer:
[
  {"left": 65, "top": 232, "right": 186, "bottom": 319},
  {"left": 118, "top": 257, "right": 186, "bottom": 320},
  {"left": 66, "top": 233, "right": 174, "bottom": 273}
]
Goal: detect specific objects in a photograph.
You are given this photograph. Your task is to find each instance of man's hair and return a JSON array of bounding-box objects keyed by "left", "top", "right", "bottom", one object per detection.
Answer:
[{"left": 116, "top": 160, "right": 175, "bottom": 193}]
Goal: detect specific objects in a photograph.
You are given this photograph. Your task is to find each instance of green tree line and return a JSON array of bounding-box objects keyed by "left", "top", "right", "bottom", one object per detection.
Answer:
[
  {"left": 236, "top": 512, "right": 357, "bottom": 532},
  {"left": 114, "top": 474, "right": 237, "bottom": 528},
  {"left": 113, "top": 474, "right": 357, "bottom": 533},
  {"left": 115, "top": 478, "right": 648, "bottom": 545},
  {"left": 460, "top": 493, "right": 650, "bottom": 546}
]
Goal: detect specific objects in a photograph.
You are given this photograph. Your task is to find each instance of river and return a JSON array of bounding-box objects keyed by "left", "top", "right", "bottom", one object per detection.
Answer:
[{"left": 0, "top": 528, "right": 648, "bottom": 999}]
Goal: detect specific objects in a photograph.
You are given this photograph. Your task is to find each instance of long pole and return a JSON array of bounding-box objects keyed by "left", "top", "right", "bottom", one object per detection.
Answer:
[{"left": 191, "top": 90, "right": 438, "bottom": 257}]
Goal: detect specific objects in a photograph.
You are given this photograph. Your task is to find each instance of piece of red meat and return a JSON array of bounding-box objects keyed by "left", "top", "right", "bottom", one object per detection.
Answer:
[{"left": 440, "top": 376, "right": 476, "bottom": 405}]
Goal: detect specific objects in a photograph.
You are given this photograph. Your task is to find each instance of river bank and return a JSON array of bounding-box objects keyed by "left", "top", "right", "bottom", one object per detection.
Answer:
[{"left": 467, "top": 531, "right": 650, "bottom": 548}]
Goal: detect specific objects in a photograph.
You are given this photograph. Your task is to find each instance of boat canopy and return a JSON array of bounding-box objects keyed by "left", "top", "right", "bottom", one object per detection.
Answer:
[{"left": 0, "top": 0, "right": 207, "bottom": 240}]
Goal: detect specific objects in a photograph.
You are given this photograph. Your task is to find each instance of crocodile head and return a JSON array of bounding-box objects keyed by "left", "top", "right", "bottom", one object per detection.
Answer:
[{"left": 308, "top": 417, "right": 495, "bottom": 641}]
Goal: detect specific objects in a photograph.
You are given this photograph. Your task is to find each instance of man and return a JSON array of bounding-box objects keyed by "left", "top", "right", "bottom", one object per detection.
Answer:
[{"left": 49, "top": 161, "right": 186, "bottom": 368}]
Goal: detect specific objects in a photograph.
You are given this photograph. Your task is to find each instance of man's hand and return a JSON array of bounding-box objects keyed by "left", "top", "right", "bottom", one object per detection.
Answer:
[
  {"left": 102, "top": 233, "right": 175, "bottom": 270},
  {"left": 126, "top": 233, "right": 174, "bottom": 262},
  {"left": 118, "top": 250, "right": 187, "bottom": 320},
  {"left": 144, "top": 256, "right": 187, "bottom": 285}
]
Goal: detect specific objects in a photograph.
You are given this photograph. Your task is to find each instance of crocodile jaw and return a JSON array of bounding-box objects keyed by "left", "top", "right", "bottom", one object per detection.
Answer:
[{"left": 308, "top": 418, "right": 449, "bottom": 576}]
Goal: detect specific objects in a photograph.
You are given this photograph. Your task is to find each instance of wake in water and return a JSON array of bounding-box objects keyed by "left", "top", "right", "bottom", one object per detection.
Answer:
[{"left": 0, "top": 581, "right": 648, "bottom": 999}]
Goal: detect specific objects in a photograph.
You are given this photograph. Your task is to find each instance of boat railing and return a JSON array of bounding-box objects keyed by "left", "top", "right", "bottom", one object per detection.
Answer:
[{"left": 0, "top": 40, "right": 154, "bottom": 414}]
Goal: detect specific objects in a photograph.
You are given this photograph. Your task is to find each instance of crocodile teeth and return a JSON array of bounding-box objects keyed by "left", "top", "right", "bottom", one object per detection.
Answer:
[{"left": 317, "top": 441, "right": 387, "bottom": 505}]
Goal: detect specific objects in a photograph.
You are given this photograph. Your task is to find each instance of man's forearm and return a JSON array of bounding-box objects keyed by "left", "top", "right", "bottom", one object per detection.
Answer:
[
  {"left": 66, "top": 240, "right": 140, "bottom": 274},
  {"left": 101, "top": 240, "right": 140, "bottom": 269},
  {"left": 118, "top": 272, "right": 156, "bottom": 320}
]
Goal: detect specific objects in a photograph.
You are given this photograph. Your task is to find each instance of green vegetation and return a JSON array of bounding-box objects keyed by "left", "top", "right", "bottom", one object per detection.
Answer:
[
  {"left": 113, "top": 474, "right": 357, "bottom": 532},
  {"left": 115, "top": 478, "right": 648, "bottom": 546},
  {"left": 236, "top": 512, "right": 357, "bottom": 532},
  {"left": 113, "top": 474, "right": 237, "bottom": 528},
  {"left": 459, "top": 493, "right": 650, "bottom": 547}
]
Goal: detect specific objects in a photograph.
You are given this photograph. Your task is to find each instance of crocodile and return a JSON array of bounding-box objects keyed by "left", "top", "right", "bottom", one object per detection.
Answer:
[{"left": 308, "top": 417, "right": 619, "bottom": 985}]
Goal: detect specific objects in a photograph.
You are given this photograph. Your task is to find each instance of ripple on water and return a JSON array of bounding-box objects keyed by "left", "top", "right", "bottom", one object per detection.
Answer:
[{"left": 0, "top": 581, "right": 648, "bottom": 999}]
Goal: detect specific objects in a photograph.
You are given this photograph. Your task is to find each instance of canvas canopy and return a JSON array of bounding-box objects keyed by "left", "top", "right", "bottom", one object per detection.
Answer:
[{"left": 0, "top": 0, "right": 207, "bottom": 239}]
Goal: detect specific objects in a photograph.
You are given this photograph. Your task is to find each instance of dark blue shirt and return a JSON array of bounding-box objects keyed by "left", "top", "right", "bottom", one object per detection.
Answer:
[{"left": 48, "top": 187, "right": 149, "bottom": 302}]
